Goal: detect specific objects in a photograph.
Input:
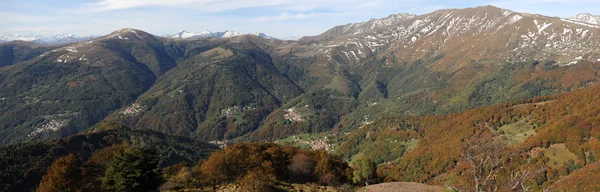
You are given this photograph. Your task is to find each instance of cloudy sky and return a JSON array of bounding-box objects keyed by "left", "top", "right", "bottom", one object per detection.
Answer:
[{"left": 1, "top": 0, "right": 599, "bottom": 38}]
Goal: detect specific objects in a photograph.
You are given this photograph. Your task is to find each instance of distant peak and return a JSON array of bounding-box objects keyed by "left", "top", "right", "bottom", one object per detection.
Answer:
[
  {"left": 575, "top": 13, "right": 595, "bottom": 16},
  {"left": 166, "top": 30, "right": 274, "bottom": 40},
  {"left": 568, "top": 13, "right": 600, "bottom": 25},
  {"left": 113, "top": 28, "right": 143, "bottom": 34}
]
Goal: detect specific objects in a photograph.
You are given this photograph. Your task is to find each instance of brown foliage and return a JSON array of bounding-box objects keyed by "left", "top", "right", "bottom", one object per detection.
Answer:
[
  {"left": 238, "top": 169, "right": 277, "bottom": 192},
  {"left": 195, "top": 143, "right": 350, "bottom": 187},
  {"left": 79, "top": 144, "right": 126, "bottom": 191},
  {"left": 288, "top": 153, "right": 316, "bottom": 182},
  {"left": 552, "top": 161, "right": 600, "bottom": 191},
  {"left": 36, "top": 154, "right": 81, "bottom": 192},
  {"left": 364, "top": 84, "right": 600, "bottom": 189}
]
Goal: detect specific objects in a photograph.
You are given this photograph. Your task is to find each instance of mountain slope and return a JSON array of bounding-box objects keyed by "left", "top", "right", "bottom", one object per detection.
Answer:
[
  {"left": 105, "top": 35, "right": 304, "bottom": 141},
  {"left": 0, "top": 41, "right": 60, "bottom": 67},
  {"left": 0, "top": 29, "right": 176, "bottom": 145},
  {"left": 299, "top": 13, "right": 416, "bottom": 42}
]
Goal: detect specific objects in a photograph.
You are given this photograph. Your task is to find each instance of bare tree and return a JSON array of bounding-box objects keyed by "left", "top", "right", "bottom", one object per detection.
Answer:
[
  {"left": 461, "top": 134, "right": 545, "bottom": 192},
  {"left": 507, "top": 159, "right": 533, "bottom": 191},
  {"left": 461, "top": 135, "right": 507, "bottom": 192}
]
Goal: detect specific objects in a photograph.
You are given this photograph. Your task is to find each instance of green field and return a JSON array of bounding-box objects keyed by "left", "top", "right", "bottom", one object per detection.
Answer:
[
  {"left": 543, "top": 143, "right": 578, "bottom": 169},
  {"left": 498, "top": 118, "right": 536, "bottom": 145}
]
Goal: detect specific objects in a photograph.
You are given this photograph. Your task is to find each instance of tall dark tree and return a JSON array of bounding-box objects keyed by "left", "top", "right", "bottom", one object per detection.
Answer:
[{"left": 101, "top": 146, "right": 162, "bottom": 192}]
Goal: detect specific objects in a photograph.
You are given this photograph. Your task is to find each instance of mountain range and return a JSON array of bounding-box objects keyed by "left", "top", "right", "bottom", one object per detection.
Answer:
[
  {"left": 2, "top": 5, "right": 600, "bottom": 191},
  {"left": 1, "top": 5, "right": 599, "bottom": 144},
  {"left": 0, "top": 30, "right": 278, "bottom": 45},
  {"left": 168, "top": 30, "right": 277, "bottom": 40},
  {"left": 0, "top": 34, "right": 100, "bottom": 44}
]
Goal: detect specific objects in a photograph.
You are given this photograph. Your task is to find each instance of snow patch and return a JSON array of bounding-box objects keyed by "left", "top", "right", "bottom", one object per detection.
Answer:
[
  {"left": 537, "top": 22, "right": 553, "bottom": 33},
  {"left": 79, "top": 54, "right": 88, "bottom": 61},
  {"left": 65, "top": 46, "right": 78, "bottom": 52},
  {"left": 561, "top": 19, "right": 600, "bottom": 28}
]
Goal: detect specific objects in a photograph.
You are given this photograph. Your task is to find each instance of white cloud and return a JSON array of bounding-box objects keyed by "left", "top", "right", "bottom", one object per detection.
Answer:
[
  {"left": 76, "top": 0, "right": 415, "bottom": 13},
  {"left": 78, "top": 0, "right": 301, "bottom": 13},
  {"left": 252, "top": 12, "right": 323, "bottom": 22}
]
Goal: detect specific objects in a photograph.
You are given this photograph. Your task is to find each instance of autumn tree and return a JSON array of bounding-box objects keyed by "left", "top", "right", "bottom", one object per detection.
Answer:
[
  {"left": 503, "top": 158, "right": 544, "bottom": 191},
  {"left": 101, "top": 146, "right": 162, "bottom": 192},
  {"left": 287, "top": 153, "right": 316, "bottom": 182},
  {"left": 36, "top": 154, "right": 81, "bottom": 192},
  {"left": 238, "top": 168, "right": 277, "bottom": 192},
  {"left": 160, "top": 162, "right": 192, "bottom": 190},
  {"left": 80, "top": 144, "right": 127, "bottom": 191}
]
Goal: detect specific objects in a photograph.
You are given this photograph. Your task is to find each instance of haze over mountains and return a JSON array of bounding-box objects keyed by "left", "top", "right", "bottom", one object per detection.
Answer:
[
  {"left": 3, "top": 5, "right": 600, "bottom": 191},
  {"left": 0, "top": 34, "right": 100, "bottom": 44},
  {"left": 0, "top": 30, "right": 280, "bottom": 44}
]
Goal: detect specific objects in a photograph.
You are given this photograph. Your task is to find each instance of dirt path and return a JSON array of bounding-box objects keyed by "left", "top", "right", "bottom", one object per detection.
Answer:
[{"left": 358, "top": 182, "right": 444, "bottom": 192}]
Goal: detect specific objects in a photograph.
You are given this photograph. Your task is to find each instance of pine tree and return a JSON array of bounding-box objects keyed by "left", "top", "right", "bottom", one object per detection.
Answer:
[{"left": 101, "top": 146, "right": 162, "bottom": 192}]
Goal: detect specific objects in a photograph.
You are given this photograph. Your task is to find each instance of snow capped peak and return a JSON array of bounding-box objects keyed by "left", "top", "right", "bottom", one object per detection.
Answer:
[
  {"left": 0, "top": 32, "right": 97, "bottom": 44},
  {"left": 0, "top": 34, "right": 43, "bottom": 42},
  {"left": 568, "top": 13, "right": 600, "bottom": 25},
  {"left": 168, "top": 30, "right": 276, "bottom": 39},
  {"left": 170, "top": 30, "right": 214, "bottom": 39},
  {"left": 218, "top": 30, "right": 242, "bottom": 38}
]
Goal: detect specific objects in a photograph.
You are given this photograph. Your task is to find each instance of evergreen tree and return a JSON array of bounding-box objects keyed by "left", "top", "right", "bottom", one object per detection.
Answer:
[
  {"left": 587, "top": 151, "right": 596, "bottom": 165},
  {"left": 101, "top": 146, "right": 162, "bottom": 192}
]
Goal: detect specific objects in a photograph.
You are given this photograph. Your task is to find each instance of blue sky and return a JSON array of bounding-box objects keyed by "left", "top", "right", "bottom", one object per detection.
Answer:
[{"left": 1, "top": 0, "right": 599, "bottom": 38}]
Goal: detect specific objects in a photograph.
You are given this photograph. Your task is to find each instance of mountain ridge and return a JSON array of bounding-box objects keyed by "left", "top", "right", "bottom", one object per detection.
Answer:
[{"left": 168, "top": 29, "right": 277, "bottom": 40}]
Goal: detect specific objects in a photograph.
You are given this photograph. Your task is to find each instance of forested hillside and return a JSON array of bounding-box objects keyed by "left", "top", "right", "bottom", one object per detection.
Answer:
[{"left": 338, "top": 83, "right": 600, "bottom": 191}]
